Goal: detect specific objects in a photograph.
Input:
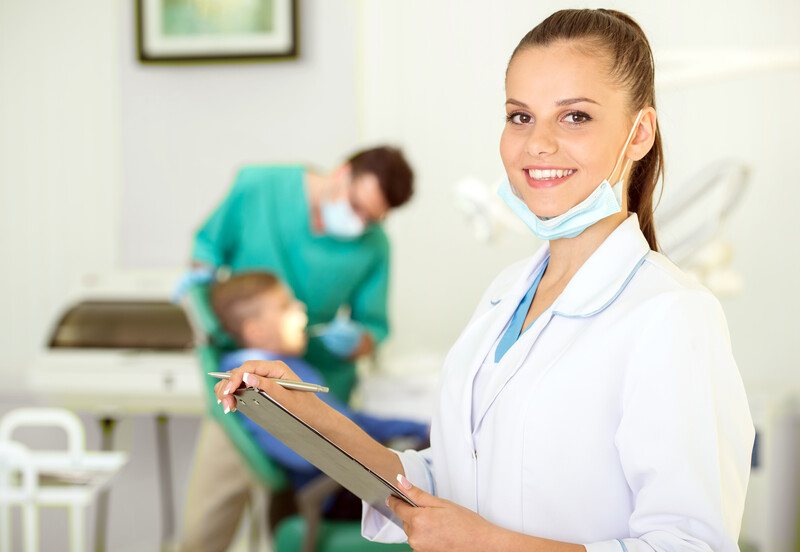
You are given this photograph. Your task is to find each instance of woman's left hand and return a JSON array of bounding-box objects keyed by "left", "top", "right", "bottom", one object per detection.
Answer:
[{"left": 387, "top": 474, "right": 500, "bottom": 552}]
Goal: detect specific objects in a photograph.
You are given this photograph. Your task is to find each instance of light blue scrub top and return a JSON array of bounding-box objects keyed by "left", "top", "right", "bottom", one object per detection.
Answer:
[{"left": 494, "top": 259, "right": 549, "bottom": 363}]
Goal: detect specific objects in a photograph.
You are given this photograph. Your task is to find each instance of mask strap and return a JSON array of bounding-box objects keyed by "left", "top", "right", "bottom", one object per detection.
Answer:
[{"left": 607, "top": 109, "right": 646, "bottom": 185}]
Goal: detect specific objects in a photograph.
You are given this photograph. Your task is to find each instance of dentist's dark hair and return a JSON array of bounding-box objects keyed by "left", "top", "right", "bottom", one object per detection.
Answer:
[
  {"left": 347, "top": 145, "right": 414, "bottom": 208},
  {"left": 509, "top": 9, "right": 663, "bottom": 251}
]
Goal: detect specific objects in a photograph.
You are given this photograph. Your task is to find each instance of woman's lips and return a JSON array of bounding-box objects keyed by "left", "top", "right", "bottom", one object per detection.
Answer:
[{"left": 523, "top": 168, "right": 577, "bottom": 189}]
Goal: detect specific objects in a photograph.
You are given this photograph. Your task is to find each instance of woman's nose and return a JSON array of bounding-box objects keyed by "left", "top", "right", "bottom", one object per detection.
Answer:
[{"left": 524, "top": 122, "right": 558, "bottom": 158}]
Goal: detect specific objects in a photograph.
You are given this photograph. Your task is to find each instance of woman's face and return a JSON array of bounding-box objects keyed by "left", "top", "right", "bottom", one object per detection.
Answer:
[{"left": 500, "top": 41, "right": 638, "bottom": 219}]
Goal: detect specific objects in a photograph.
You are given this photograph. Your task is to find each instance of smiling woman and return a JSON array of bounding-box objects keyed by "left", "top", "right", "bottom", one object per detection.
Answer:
[
  {"left": 499, "top": 12, "right": 662, "bottom": 248},
  {"left": 213, "top": 8, "right": 754, "bottom": 552}
]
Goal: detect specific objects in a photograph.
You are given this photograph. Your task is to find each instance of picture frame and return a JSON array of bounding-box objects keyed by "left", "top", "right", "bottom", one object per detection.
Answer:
[{"left": 136, "top": 0, "right": 298, "bottom": 63}]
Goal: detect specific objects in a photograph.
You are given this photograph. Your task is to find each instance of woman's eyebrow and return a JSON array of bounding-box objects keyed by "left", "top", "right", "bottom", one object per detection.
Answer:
[
  {"left": 555, "top": 97, "right": 600, "bottom": 106},
  {"left": 505, "top": 97, "right": 601, "bottom": 108},
  {"left": 505, "top": 98, "right": 528, "bottom": 108}
]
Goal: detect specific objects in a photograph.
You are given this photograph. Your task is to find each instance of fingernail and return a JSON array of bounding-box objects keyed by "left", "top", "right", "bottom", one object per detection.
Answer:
[
  {"left": 396, "top": 474, "right": 411, "bottom": 489},
  {"left": 243, "top": 373, "right": 253, "bottom": 387},
  {"left": 223, "top": 405, "right": 230, "bottom": 414},
  {"left": 224, "top": 382, "right": 235, "bottom": 395},
  {"left": 217, "top": 399, "right": 221, "bottom": 405},
  {"left": 385, "top": 497, "right": 390, "bottom": 507}
]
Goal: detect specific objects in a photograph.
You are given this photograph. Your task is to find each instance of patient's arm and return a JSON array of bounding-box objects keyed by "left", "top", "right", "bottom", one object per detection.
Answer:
[{"left": 215, "top": 360, "right": 404, "bottom": 484}]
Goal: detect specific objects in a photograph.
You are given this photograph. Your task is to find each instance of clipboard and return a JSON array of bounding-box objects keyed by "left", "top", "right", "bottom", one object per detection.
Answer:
[{"left": 230, "top": 387, "right": 417, "bottom": 523}]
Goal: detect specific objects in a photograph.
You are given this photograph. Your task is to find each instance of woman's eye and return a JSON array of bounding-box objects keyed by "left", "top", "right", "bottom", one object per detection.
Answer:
[
  {"left": 563, "top": 111, "right": 591, "bottom": 125},
  {"left": 506, "top": 112, "right": 532, "bottom": 125}
]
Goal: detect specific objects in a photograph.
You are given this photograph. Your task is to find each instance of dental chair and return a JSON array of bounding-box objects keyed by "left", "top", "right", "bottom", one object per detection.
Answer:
[{"left": 183, "top": 284, "right": 410, "bottom": 552}]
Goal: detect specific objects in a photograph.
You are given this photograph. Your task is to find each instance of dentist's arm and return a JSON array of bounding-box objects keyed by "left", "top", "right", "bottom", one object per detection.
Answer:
[{"left": 215, "top": 360, "right": 404, "bottom": 483}]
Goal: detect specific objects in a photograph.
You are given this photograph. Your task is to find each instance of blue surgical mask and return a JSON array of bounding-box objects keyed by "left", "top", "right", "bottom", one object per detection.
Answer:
[
  {"left": 321, "top": 198, "right": 366, "bottom": 239},
  {"left": 498, "top": 110, "right": 645, "bottom": 241}
]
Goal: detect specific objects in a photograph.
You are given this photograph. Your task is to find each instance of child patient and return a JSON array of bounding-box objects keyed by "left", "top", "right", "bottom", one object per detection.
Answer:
[{"left": 210, "top": 271, "right": 429, "bottom": 488}]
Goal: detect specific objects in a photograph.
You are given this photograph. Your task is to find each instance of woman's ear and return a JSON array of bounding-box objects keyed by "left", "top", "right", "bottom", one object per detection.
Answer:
[{"left": 628, "top": 107, "right": 657, "bottom": 162}]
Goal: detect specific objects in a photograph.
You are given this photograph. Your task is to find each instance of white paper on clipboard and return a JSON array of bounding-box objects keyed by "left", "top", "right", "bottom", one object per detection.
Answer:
[{"left": 231, "top": 387, "right": 417, "bottom": 524}]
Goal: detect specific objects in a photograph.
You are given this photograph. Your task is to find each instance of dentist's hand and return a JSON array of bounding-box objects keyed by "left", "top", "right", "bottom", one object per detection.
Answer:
[
  {"left": 387, "top": 475, "right": 498, "bottom": 552},
  {"left": 316, "top": 315, "right": 366, "bottom": 358},
  {"left": 171, "top": 266, "right": 214, "bottom": 303}
]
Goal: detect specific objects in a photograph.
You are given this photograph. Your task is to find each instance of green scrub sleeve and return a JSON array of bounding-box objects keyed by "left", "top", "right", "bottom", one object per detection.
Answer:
[
  {"left": 350, "top": 245, "right": 391, "bottom": 344},
  {"left": 191, "top": 171, "right": 245, "bottom": 267}
]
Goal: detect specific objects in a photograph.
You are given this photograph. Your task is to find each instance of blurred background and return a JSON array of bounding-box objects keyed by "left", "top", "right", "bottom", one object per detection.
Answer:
[{"left": 1, "top": 0, "right": 799, "bottom": 550}]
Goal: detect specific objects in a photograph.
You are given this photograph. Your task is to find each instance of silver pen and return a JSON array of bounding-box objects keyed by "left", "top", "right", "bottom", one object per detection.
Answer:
[{"left": 208, "top": 371, "right": 329, "bottom": 394}]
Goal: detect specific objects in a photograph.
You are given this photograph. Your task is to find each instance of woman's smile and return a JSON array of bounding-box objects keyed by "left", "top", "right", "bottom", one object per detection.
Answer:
[{"left": 523, "top": 166, "right": 578, "bottom": 189}]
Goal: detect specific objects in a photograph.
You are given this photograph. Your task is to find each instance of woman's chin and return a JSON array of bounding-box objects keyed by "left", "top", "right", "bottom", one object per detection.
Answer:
[{"left": 529, "top": 204, "right": 567, "bottom": 220}]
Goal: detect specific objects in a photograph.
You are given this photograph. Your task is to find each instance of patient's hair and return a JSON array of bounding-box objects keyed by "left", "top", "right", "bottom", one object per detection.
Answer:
[
  {"left": 347, "top": 145, "right": 414, "bottom": 208},
  {"left": 211, "top": 272, "right": 281, "bottom": 343}
]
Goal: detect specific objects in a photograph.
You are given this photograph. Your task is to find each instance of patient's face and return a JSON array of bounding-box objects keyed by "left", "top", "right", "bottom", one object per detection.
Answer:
[
  {"left": 242, "top": 286, "right": 308, "bottom": 356},
  {"left": 499, "top": 41, "right": 636, "bottom": 219}
]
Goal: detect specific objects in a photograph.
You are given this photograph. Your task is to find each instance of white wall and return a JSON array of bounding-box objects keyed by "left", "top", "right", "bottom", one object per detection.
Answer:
[{"left": 0, "top": 0, "right": 120, "bottom": 379}]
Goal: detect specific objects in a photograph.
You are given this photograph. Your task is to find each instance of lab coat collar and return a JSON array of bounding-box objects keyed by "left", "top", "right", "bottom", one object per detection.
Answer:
[
  {"left": 486, "top": 214, "right": 650, "bottom": 316},
  {"left": 466, "top": 214, "right": 650, "bottom": 438},
  {"left": 551, "top": 213, "right": 650, "bottom": 318}
]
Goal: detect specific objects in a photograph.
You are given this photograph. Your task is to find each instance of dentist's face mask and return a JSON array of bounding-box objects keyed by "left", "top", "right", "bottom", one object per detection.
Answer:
[
  {"left": 498, "top": 109, "right": 646, "bottom": 241},
  {"left": 321, "top": 197, "right": 366, "bottom": 240}
]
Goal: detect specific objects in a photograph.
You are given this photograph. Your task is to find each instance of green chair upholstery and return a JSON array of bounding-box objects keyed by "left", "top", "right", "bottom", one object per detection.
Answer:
[
  {"left": 275, "top": 517, "right": 411, "bottom": 552},
  {"left": 185, "top": 284, "right": 288, "bottom": 492}
]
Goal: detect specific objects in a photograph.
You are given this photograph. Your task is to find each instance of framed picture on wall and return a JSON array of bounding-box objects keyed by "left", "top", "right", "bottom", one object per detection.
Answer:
[{"left": 136, "top": 0, "right": 298, "bottom": 63}]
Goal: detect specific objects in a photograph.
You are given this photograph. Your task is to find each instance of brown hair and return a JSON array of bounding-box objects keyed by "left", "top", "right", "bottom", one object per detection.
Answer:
[
  {"left": 211, "top": 272, "right": 281, "bottom": 343},
  {"left": 509, "top": 9, "right": 663, "bottom": 250},
  {"left": 347, "top": 146, "right": 414, "bottom": 208}
]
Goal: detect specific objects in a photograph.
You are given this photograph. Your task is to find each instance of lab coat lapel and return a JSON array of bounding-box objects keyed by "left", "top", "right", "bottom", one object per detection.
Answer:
[
  {"left": 471, "top": 313, "right": 581, "bottom": 433},
  {"left": 456, "top": 248, "right": 550, "bottom": 445},
  {"left": 471, "top": 214, "right": 651, "bottom": 431}
]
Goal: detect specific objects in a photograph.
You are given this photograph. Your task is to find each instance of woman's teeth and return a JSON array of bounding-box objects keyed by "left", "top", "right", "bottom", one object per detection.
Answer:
[{"left": 528, "top": 168, "right": 576, "bottom": 180}]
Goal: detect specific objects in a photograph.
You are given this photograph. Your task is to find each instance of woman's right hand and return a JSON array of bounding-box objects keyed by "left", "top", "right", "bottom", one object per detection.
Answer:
[{"left": 214, "top": 360, "right": 321, "bottom": 417}]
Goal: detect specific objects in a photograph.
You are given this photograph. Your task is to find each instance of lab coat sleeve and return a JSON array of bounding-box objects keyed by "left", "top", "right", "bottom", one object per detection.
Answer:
[
  {"left": 191, "top": 168, "right": 248, "bottom": 267},
  {"left": 361, "top": 447, "right": 435, "bottom": 543},
  {"left": 585, "top": 290, "right": 754, "bottom": 552},
  {"left": 350, "top": 236, "right": 390, "bottom": 343}
]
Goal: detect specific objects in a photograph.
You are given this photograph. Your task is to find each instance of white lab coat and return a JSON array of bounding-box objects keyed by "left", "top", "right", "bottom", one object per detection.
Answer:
[{"left": 362, "top": 214, "right": 754, "bottom": 551}]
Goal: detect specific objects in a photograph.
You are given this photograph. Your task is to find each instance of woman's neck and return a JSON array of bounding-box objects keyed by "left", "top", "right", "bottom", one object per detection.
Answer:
[{"left": 543, "top": 212, "right": 628, "bottom": 285}]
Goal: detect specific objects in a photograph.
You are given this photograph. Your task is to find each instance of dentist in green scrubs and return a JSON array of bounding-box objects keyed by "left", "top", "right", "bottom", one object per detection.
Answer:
[{"left": 178, "top": 145, "right": 414, "bottom": 552}]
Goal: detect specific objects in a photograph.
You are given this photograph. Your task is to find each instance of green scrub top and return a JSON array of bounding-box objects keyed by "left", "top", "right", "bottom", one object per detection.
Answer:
[{"left": 192, "top": 165, "right": 390, "bottom": 402}]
